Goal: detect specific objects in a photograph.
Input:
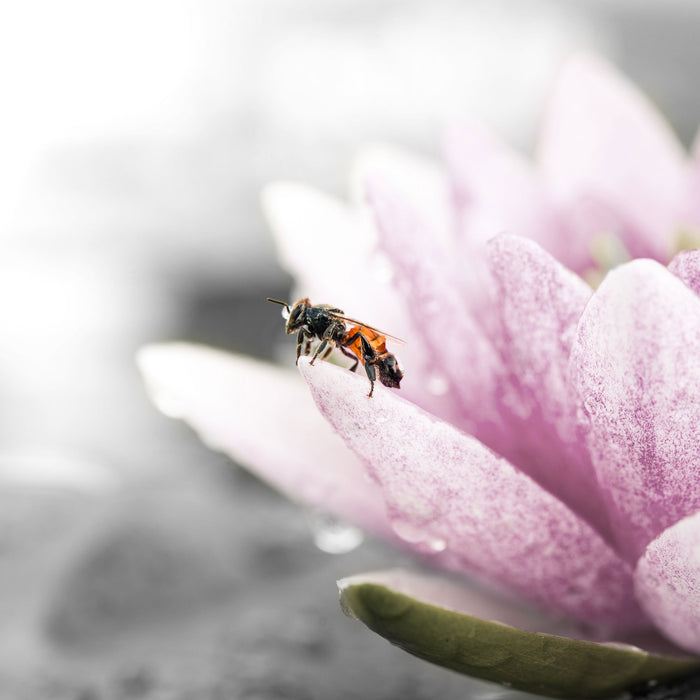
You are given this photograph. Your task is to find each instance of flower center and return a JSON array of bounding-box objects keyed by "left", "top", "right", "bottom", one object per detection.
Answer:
[
  {"left": 582, "top": 227, "right": 700, "bottom": 288},
  {"left": 672, "top": 226, "right": 700, "bottom": 256},
  {"left": 583, "top": 233, "right": 631, "bottom": 288}
]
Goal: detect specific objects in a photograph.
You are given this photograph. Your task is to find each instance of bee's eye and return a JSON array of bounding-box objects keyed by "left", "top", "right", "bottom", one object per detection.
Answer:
[{"left": 289, "top": 307, "right": 303, "bottom": 325}]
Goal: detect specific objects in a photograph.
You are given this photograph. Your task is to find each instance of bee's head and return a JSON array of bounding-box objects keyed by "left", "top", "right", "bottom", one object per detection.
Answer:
[
  {"left": 268, "top": 297, "right": 310, "bottom": 334},
  {"left": 285, "top": 298, "right": 310, "bottom": 333}
]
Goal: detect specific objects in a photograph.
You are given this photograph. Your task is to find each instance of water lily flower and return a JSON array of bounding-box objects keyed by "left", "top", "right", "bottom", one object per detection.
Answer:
[{"left": 138, "top": 53, "right": 700, "bottom": 698}]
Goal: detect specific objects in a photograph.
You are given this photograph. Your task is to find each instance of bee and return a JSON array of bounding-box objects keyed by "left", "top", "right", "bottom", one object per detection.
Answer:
[{"left": 267, "top": 297, "right": 404, "bottom": 398}]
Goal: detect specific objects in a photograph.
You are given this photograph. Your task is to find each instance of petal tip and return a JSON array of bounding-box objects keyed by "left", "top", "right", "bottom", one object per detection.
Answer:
[{"left": 260, "top": 180, "right": 314, "bottom": 221}]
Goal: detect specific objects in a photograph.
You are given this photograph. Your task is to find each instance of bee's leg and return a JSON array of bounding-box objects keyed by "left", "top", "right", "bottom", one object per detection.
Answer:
[
  {"left": 339, "top": 345, "right": 359, "bottom": 372},
  {"left": 341, "top": 331, "right": 361, "bottom": 371},
  {"left": 360, "top": 335, "right": 378, "bottom": 397},
  {"left": 321, "top": 344, "right": 334, "bottom": 360},
  {"left": 364, "top": 361, "right": 377, "bottom": 397},
  {"left": 310, "top": 339, "right": 327, "bottom": 365},
  {"left": 310, "top": 326, "right": 338, "bottom": 365},
  {"left": 296, "top": 330, "right": 312, "bottom": 365},
  {"left": 295, "top": 330, "right": 304, "bottom": 364}
]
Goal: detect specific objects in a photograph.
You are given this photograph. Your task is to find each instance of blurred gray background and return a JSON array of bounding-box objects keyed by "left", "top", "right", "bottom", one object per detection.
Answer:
[{"left": 0, "top": 1, "right": 699, "bottom": 698}]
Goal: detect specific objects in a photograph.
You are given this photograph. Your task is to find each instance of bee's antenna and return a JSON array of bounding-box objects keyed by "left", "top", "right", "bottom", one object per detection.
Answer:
[{"left": 266, "top": 298, "right": 290, "bottom": 312}]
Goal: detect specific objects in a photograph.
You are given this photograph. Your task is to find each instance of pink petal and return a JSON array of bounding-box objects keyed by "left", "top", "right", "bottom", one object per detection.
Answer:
[
  {"left": 634, "top": 512, "right": 700, "bottom": 654},
  {"left": 444, "top": 121, "right": 583, "bottom": 271},
  {"left": 262, "top": 181, "right": 462, "bottom": 424},
  {"left": 350, "top": 143, "right": 456, "bottom": 248},
  {"left": 570, "top": 259, "right": 700, "bottom": 563},
  {"left": 261, "top": 182, "right": 376, "bottom": 310},
  {"left": 367, "top": 179, "right": 506, "bottom": 446},
  {"left": 487, "top": 234, "right": 590, "bottom": 434},
  {"left": 538, "top": 52, "right": 687, "bottom": 261},
  {"left": 137, "top": 343, "right": 394, "bottom": 538},
  {"left": 299, "top": 357, "right": 644, "bottom": 630},
  {"left": 486, "top": 234, "right": 611, "bottom": 539},
  {"left": 669, "top": 249, "right": 700, "bottom": 296}
]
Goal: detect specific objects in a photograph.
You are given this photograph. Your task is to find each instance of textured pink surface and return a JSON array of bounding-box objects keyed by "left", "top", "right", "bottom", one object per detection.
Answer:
[
  {"left": 538, "top": 52, "right": 686, "bottom": 261},
  {"left": 299, "top": 357, "right": 644, "bottom": 630},
  {"left": 669, "top": 249, "right": 700, "bottom": 296},
  {"left": 137, "top": 344, "right": 394, "bottom": 539},
  {"left": 367, "top": 180, "right": 505, "bottom": 447},
  {"left": 570, "top": 260, "right": 700, "bottom": 563},
  {"left": 635, "top": 512, "right": 700, "bottom": 653},
  {"left": 485, "top": 235, "right": 610, "bottom": 539}
]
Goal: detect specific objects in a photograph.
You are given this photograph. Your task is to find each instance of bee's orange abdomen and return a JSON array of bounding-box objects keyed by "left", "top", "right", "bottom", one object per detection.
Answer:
[{"left": 345, "top": 325, "right": 387, "bottom": 359}]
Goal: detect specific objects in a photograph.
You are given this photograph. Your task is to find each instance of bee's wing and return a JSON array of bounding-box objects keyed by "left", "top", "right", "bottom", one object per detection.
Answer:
[{"left": 327, "top": 311, "right": 406, "bottom": 345}]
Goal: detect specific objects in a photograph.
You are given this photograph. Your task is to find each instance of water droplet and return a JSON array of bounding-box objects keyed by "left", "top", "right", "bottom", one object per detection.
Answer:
[
  {"left": 427, "top": 373, "right": 449, "bottom": 396},
  {"left": 391, "top": 519, "right": 446, "bottom": 552},
  {"left": 391, "top": 519, "right": 423, "bottom": 543},
  {"left": 427, "top": 536, "right": 447, "bottom": 552},
  {"left": 308, "top": 511, "right": 364, "bottom": 554}
]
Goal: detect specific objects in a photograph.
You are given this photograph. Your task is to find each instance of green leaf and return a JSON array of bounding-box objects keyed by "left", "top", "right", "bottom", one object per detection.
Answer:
[{"left": 339, "top": 579, "right": 700, "bottom": 699}]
